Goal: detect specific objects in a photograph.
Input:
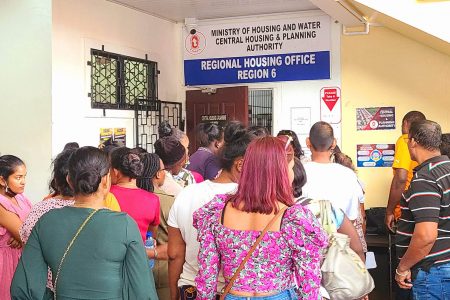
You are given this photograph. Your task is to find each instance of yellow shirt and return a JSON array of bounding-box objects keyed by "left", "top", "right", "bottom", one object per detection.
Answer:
[
  {"left": 392, "top": 134, "right": 418, "bottom": 218},
  {"left": 104, "top": 192, "right": 121, "bottom": 212}
]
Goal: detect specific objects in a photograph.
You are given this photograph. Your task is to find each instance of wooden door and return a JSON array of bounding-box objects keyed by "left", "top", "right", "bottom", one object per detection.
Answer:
[{"left": 186, "top": 86, "right": 248, "bottom": 154}]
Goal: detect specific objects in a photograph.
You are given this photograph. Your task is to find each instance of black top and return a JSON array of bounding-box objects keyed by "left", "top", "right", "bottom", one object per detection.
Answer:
[{"left": 396, "top": 155, "right": 450, "bottom": 271}]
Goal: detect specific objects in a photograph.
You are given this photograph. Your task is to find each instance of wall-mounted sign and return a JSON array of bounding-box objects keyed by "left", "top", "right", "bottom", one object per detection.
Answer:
[
  {"left": 357, "top": 144, "right": 395, "bottom": 167},
  {"left": 320, "top": 87, "right": 341, "bottom": 124},
  {"left": 356, "top": 107, "right": 396, "bottom": 131},
  {"left": 200, "top": 114, "right": 228, "bottom": 127},
  {"left": 183, "top": 14, "right": 331, "bottom": 85}
]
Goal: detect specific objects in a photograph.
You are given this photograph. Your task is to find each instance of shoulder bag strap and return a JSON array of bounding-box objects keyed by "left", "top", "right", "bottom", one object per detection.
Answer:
[
  {"left": 53, "top": 209, "right": 98, "bottom": 300},
  {"left": 219, "top": 205, "right": 290, "bottom": 300}
]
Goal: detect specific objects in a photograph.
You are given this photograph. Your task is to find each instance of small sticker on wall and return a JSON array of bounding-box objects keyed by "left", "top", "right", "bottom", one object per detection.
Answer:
[
  {"left": 356, "top": 107, "right": 395, "bottom": 131},
  {"left": 320, "top": 87, "right": 341, "bottom": 124},
  {"left": 100, "top": 128, "right": 113, "bottom": 144},
  {"left": 114, "top": 128, "right": 126, "bottom": 146},
  {"left": 357, "top": 144, "right": 395, "bottom": 167},
  {"left": 100, "top": 128, "right": 126, "bottom": 147}
]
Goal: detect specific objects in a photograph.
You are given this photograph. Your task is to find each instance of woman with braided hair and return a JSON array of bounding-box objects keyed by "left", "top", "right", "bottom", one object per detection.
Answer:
[{"left": 137, "top": 152, "right": 173, "bottom": 299}]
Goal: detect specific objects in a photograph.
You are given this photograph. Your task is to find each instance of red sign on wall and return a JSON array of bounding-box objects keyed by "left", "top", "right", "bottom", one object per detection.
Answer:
[{"left": 320, "top": 87, "right": 341, "bottom": 124}]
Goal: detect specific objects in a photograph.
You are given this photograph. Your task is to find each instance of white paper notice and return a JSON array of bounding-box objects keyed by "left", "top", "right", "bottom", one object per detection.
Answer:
[
  {"left": 365, "top": 251, "right": 377, "bottom": 269},
  {"left": 291, "top": 107, "right": 311, "bottom": 135}
]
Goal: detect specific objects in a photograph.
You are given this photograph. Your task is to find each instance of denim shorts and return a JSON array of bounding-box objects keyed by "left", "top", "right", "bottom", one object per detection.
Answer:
[
  {"left": 224, "top": 288, "right": 297, "bottom": 300},
  {"left": 412, "top": 262, "right": 450, "bottom": 300}
]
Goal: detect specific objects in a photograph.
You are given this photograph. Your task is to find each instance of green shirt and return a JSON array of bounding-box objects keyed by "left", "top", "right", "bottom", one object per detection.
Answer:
[{"left": 11, "top": 207, "right": 158, "bottom": 300}]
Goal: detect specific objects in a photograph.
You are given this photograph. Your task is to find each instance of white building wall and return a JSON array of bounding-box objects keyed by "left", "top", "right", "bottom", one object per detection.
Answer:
[
  {"left": 0, "top": 0, "right": 52, "bottom": 202},
  {"left": 52, "top": 0, "right": 184, "bottom": 154}
]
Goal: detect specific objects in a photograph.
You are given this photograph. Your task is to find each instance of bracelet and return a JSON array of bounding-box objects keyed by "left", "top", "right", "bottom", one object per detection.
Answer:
[
  {"left": 153, "top": 247, "right": 158, "bottom": 259},
  {"left": 395, "top": 268, "right": 408, "bottom": 277}
]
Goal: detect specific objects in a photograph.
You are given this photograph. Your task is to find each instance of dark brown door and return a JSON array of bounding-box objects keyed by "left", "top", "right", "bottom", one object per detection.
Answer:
[{"left": 186, "top": 86, "right": 248, "bottom": 154}]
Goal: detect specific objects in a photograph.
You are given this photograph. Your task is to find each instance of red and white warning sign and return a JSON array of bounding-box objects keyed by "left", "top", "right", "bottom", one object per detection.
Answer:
[{"left": 320, "top": 87, "right": 341, "bottom": 124}]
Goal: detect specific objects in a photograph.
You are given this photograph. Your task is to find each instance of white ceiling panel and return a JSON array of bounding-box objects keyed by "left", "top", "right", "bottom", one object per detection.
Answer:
[{"left": 108, "top": 0, "right": 318, "bottom": 22}]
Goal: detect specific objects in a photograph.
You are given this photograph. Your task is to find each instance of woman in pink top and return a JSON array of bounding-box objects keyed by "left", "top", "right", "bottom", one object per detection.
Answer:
[
  {"left": 110, "top": 147, "right": 160, "bottom": 242},
  {"left": 193, "top": 137, "right": 328, "bottom": 300},
  {"left": 0, "top": 155, "right": 32, "bottom": 299}
]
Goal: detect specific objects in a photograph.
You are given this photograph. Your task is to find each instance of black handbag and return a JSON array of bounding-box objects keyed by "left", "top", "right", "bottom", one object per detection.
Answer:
[{"left": 365, "top": 207, "right": 388, "bottom": 235}]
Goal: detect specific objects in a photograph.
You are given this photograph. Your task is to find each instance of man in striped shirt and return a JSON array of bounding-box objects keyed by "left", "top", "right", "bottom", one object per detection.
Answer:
[{"left": 395, "top": 120, "right": 450, "bottom": 299}]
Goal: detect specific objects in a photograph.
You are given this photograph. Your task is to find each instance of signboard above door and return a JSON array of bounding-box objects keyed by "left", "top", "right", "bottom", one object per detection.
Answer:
[
  {"left": 200, "top": 114, "right": 228, "bottom": 127},
  {"left": 183, "top": 13, "right": 331, "bottom": 85}
]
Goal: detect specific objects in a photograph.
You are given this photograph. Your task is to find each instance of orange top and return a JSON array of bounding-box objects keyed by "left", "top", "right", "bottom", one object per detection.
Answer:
[{"left": 393, "top": 134, "right": 418, "bottom": 219}]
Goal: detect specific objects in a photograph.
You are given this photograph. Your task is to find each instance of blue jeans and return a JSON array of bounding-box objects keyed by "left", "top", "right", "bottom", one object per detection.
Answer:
[
  {"left": 412, "top": 262, "right": 450, "bottom": 300},
  {"left": 224, "top": 288, "right": 297, "bottom": 300}
]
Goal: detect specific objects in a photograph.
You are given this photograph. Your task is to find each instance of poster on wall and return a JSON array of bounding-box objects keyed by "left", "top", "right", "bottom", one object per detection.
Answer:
[
  {"left": 320, "top": 87, "right": 341, "bottom": 124},
  {"left": 357, "top": 144, "right": 395, "bottom": 167},
  {"left": 356, "top": 107, "right": 396, "bottom": 131},
  {"left": 114, "top": 128, "right": 126, "bottom": 146},
  {"left": 100, "top": 128, "right": 113, "bottom": 144},
  {"left": 183, "top": 14, "right": 331, "bottom": 85}
]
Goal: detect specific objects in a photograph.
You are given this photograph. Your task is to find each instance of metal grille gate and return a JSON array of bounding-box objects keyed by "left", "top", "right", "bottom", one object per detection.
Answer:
[
  {"left": 134, "top": 99, "right": 183, "bottom": 152},
  {"left": 248, "top": 89, "right": 273, "bottom": 134}
]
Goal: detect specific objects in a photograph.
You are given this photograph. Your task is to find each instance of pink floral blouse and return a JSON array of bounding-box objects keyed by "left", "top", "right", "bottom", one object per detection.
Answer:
[{"left": 193, "top": 195, "right": 328, "bottom": 300}]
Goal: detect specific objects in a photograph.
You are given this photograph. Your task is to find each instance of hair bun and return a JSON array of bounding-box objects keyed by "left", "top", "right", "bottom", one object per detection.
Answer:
[
  {"left": 224, "top": 121, "right": 246, "bottom": 144},
  {"left": 158, "top": 121, "right": 173, "bottom": 138},
  {"left": 75, "top": 168, "right": 102, "bottom": 194},
  {"left": 125, "top": 153, "right": 143, "bottom": 177}
]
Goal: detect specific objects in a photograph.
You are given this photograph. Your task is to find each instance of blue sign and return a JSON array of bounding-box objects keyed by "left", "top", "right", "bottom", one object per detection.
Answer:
[
  {"left": 184, "top": 51, "right": 330, "bottom": 86},
  {"left": 357, "top": 144, "right": 395, "bottom": 168}
]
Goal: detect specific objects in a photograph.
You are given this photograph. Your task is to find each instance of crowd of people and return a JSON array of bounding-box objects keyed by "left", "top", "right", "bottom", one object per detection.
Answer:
[{"left": 0, "top": 116, "right": 449, "bottom": 300}]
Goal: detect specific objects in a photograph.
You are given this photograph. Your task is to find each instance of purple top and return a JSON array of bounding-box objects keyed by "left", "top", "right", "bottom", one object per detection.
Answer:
[
  {"left": 187, "top": 148, "right": 221, "bottom": 180},
  {"left": 193, "top": 195, "right": 328, "bottom": 300}
]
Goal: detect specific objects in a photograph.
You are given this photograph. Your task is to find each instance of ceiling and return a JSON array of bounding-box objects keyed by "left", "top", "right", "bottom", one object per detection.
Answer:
[
  {"left": 348, "top": 0, "right": 450, "bottom": 56},
  {"left": 107, "top": 0, "right": 318, "bottom": 22}
]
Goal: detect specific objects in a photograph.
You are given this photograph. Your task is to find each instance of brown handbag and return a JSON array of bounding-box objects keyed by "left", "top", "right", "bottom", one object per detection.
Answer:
[{"left": 219, "top": 205, "right": 289, "bottom": 300}]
